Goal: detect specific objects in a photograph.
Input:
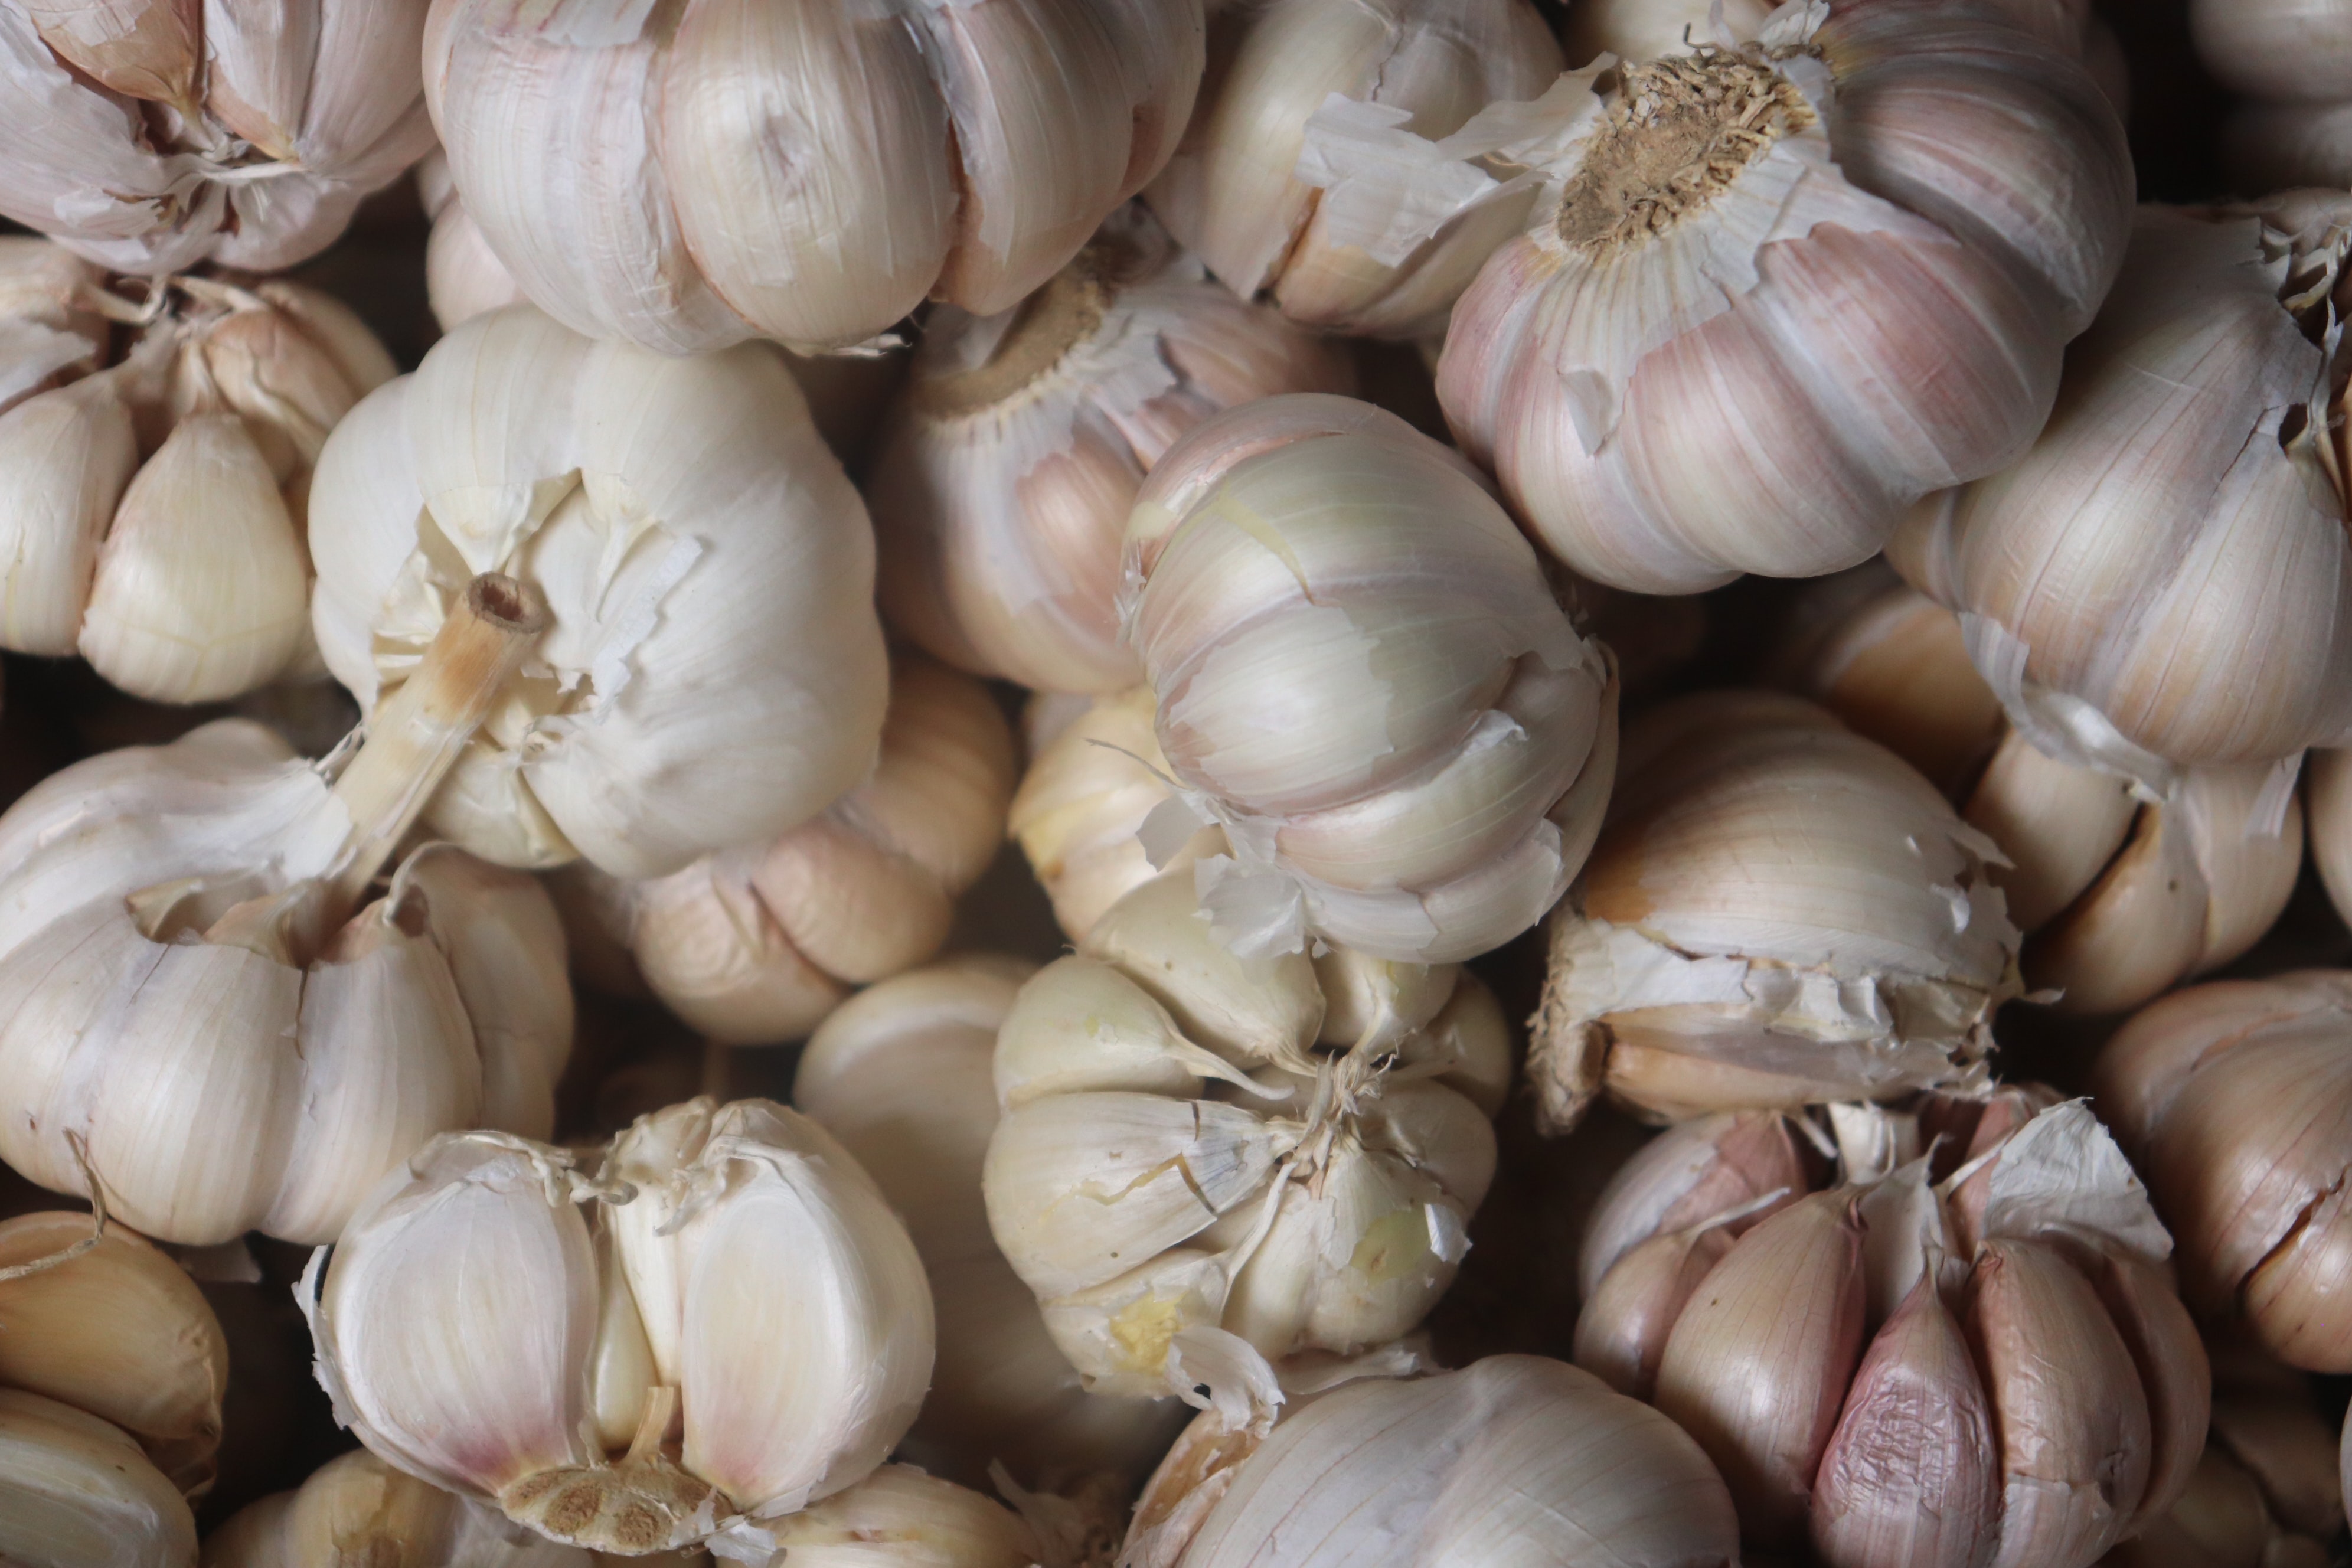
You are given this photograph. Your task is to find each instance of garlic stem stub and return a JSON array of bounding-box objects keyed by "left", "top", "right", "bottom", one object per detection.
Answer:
[
  {"left": 0, "top": 576, "right": 574, "bottom": 1245},
  {"left": 1122, "top": 393, "right": 1618, "bottom": 963},
  {"left": 1530, "top": 690, "right": 2022, "bottom": 1136},
  {"left": 1433, "top": 0, "right": 2132, "bottom": 596},
  {"left": 870, "top": 206, "right": 1353, "bottom": 694},
  {"left": 306, "top": 1097, "right": 935, "bottom": 1559}
]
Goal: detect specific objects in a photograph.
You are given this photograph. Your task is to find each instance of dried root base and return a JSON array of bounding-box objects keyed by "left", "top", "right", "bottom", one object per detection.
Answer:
[{"left": 499, "top": 1456, "right": 718, "bottom": 1553}]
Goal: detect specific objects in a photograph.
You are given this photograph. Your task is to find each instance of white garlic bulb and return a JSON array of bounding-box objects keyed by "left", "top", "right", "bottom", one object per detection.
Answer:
[
  {"left": 423, "top": 0, "right": 1204, "bottom": 355},
  {"left": 870, "top": 208, "right": 1351, "bottom": 693},
  {"left": 1898, "top": 195, "right": 2352, "bottom": 777},
  {"left": 984, "top": 867, "right": 1508, "bottom": 1408},
  {"left": 0, "top": 242, "right": 394, "bottom": 702},
  {"left": 307, "top": 1097, "right": 934, "bottom": 1559},
  {"left": 1433, "top": 3, "right": 2132, "bottom": 595},
  {"left": 0, "top": 577, "right": 572, "bottom": 1244},
  {"left": 1530, "top": 691, "right": 2022, "bottom": 1135},
  {"left": 1122, "top": 393, "right": 1618, "bottom": 963},
  {"left": 308, "top": 304, "right": 888, "bottom": 881},
  {"left": 553, "top": 655, "right": 1016, "bottom": 1046},
  {"left": 1144, "top": 0, "right": 1563, "bottom": 339},
  {"left": 201, "top": 1448, "right": 607, "bottom": 1568}
]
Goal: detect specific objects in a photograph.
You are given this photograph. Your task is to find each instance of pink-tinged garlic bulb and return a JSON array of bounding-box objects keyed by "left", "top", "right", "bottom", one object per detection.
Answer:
[
  {"left": 2092, "top": 973, "right": 2352, "bottom": 1374},
  {"left": 1529, "top": 691, "right": 2021, "bottom": 1136},
  {"left": 1899, "top": 195, "right": 2352, "bottom": 779},
  {"left": 306, "top": 1098, "right": 935, "bottom": 1559},
  {"left": 1122, "top": 393, "right": 1618, "bottom": 963},
  {"left": 1434, "top": 1, "right": 2132, "bottom": 596},
  {"left": 871, "top": 210, "right": 1352, "bottom": 694},
  {"left": 1142, "top": 0, "right": 1563, "bottom": 339},
  {"left": 2196, "top": 0, "right": 2352, "bottom": 188},
  {"left": 1776, "top": 566, "right": 2304, "bottom": 1017},
  {"left": 551, "top": 656, "right": 1015, "bottom": 1046},
  {"left": 1574, "top": 1093, "right": 2206, "bottom": 1566},
  {"left": 421, "top": 0, "right": 1204, "bottom": 356}
]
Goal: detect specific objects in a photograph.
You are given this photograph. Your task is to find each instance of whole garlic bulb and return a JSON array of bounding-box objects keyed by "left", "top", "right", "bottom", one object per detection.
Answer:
[
  {"left": 306, "top": 1097, "right": 935, "bottom": 1559},
  {"left": 308, "top": 304, "right": 888, "bottom": 881},
  {"left": 1574, "top": 1093, "right": 2206, "bottom": 1565},
  {"left": 1434, "top": 2, "right": 2133, "bottom": 595},
  {"left": 1143, "top": 0, "right": 1563, "bottom": 339},
  {"left": 422, "top": 0, "right": 1204, "bottom": 356},
  {"left": 553, "top": 655, "right": 1017, "bottom": 1046},
  {"left": 0, "top": 241, "right": 394, "bottom": 702},
  {"left": 1897, "top": 195, "right": 2352, "bottom": 777},
  {"left": 796, "top": 959, "right": 1188, "bottom": 1491},
  {"left": 0, "top": 578, "right": 573, "bottom": 1245},
  {"left": 201, "top": 1448, "right": 609, "bottom": 1568},
  {"left": 1122, "top": 393, "right": 1618, "bottom": 963},
  {"left": 0, "top": 0, "right": 433, "bottom": 275},
  {"left": 1529, "top": 690, "right": 2021, "bottom": 1136},
  {"left": 870, "top": 209, "right": 1351, "bottom": 694},
  {"left": 983, "top": 867, "right": 1510, "bottom": 1408},
  {"left": 2200, "top": 0, "right": 2352, "bottom": 189}
]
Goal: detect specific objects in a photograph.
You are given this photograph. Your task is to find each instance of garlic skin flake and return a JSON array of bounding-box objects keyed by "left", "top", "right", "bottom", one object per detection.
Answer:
[
  {"left": 308, "top": 305, "right": 889, "bottom": 881},
  {"left": 423, "top": 0, "right": 1204, "bottom": 355},
  {"left": 1530, "top": 691, "right": 2022, "bottom": 1136},
  {"left": 1123, "top": 393, "right": 1618, "bottom": 963},
  {"left": 308, "top": 1098, "right": 935, "bottom": 1559},
  {"left": 871, "top": 208, "right": 1352, "bottom": 694},
  {"left": 1436, "top": 4, "right": 2132, "bottom": 595}
]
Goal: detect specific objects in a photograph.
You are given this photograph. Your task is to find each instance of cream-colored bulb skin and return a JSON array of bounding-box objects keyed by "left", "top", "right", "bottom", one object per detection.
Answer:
[
  {"left": 1122, "top": 393, "right": 1618, "bottom": 963},
  {"left": 1437, "top": 4, "right": 2132, "bottom": 596},
  {"left": 200, "top": 1449, "right": 593, "bottom": 1568},
  {"left": 0, "top": 1389, "right": 197, "bottom": 1568}
]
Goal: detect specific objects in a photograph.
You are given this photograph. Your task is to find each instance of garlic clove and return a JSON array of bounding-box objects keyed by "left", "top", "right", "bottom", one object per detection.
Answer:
[
  {"left": 620, "top": 855, "right": 852, "bottom": 1046},
  {"left": 1573, "top": 1222, "right": 1736, "bottom": 1401},
  {"left": 994, "top": 954, "right": 1259, "bottom": 1111},
  {"left": 1010, "top": 685, "right": 1198, "bottom": 940},
  {"left": 2077, "top": 1246, "right": 2211, "bottom": 1530},
  {"left": 251, "top": 280, "right": 398, "bottom": 400},
  {"left": 2181, "top": 761, "right": 2307, "bottom": 975},
  {"left": 1578, "top": 1110, "right": 1812, "bottom": 1299},
  {"left": 762, "top": 1465, "right": 1041, "bottom": 1568},
  {"left": 0, "top": 377, "right": 136, "bottom": 656},
  {"left": 181, "top": 301, "right": 364, "bottom": 482},
  {"left": 1084, "top": 869, "right": 1324, "bottom": 1069},
  {"left": 0, "top": 1388, "right": 196, "bottom": 1568},
  {"left": 201, "top": 1447, "right": 595, "bottom": 1568},
  {"left": 2024, "top": 792, "right": 2209, "bottom": 1018},
  {"left": 1962, "top": 730, "right": 2138, "bottom": 932},
  {"left": 2242, "top": 1181, "right": 2352, "bottom": 1372},
  {"left": 426, "top": 187, "right": 529, "bottom": 334},
  {"left": 2102, "top": 1445, "right": 2271, "bottom": 1568},
  {"left": 1397, "top": 971, "right": 1513, "bottom": 1118},
  {"left": 1311, "top": 949, "right": 1456, "bottom": 1056}
]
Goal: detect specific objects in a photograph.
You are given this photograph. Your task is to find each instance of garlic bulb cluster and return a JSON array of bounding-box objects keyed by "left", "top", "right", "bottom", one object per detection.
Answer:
[
  {"left": 1122, "top": 1356, "right": 1740, "bottom": 1568},
  {"left": 796, "top": 959, "right": 1187, "bottom": 1491},
  {"left": 1145, "top": 0, "right": 1563, "bottom": 339},
  {"left": 0, "top": 0, "right": 432, "bottom": 274},
  {"left": 0, "top": 241, "right": 394, "bottom": 703},
  {"left": 1575, "top": 1093, "right": 2206, "bottom": 1565},
  {"left": 308, "top": 305, "right": 888, "bottom": 880},
  {"left": 1777, "top": 567, "right": 2303, "bottom": 1016},
  {"left": 1898, "top": 195, "right": 2352, "bottom": 778},
  {"left": 870, "top": 209, "right": 1351, "bottom": 693},
  {"left": 1530, "top": 690, "right": 2021, "bottom": 1135},
  {"left": 1431, "top": 2, "right": 2132, "bottom": 594},
  {"left": 423, "top": 0, "right": 1204, "bottom": 355},
  {"left": 984, "top": 867, "right": 1509, "bottom": 1407},
  {"left": 553, "top": 656, "right": 1015, "bottom": 1046},
  {"left": 1122, "top": 393, "right": 1618, "bottom": 962},
  {"left": 307, "top": 1097, "right": 933, "bottom": 1558},
  {"left": 2196, "top": 0, "right": 2352, "bottom": 190}
]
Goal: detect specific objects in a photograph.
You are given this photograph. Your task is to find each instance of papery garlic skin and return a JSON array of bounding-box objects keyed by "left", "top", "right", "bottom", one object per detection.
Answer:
[
  {"left": 871, "top": 208, "right": 1351, "bottom": 693},
  {"left": 423, "top": 0, "right": 1204, "bottom": 355},
  {"left": 0, "top": 1387, "right": 197, "bottom": 1568},
  {"left": 1122, "top": 393, "right": 1618, "bottom": 963},
  {"left": 201, "top": 1448, "right": 593, "bottom": 1568},
  {"left": 1144, "top": 0, "right": 1563, "bottom": 339},
  {"left": 1530, "top": 691, "right": 2021, "bottom": 1136},
  {"left": 554, "top": 656, "right": 1015, "bottom": 1046},
  {"left": 1437, "top": 2, "right": 2133, "bottom": 595},
  {"left": 308, "top": 305, "right": 888, "bottom": 880}
]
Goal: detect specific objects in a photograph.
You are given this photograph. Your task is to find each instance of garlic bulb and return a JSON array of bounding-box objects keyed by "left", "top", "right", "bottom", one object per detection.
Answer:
[
  {"left": 2092, "top": 972, "right": 2352, "bottom": 1373},
  {"left": 1123, "top": 1356, "right": 1740, "bottom": 1568},
  {"left": 984, "top": 866, "right": 1509, "bottom": 1407},
  {"left": 1776, "top": 566, "right": 2304, "bottom": 1016},
  {"left": 308, "top": 305, "right": 888, "bottom": 880},
  {"left": 551, "top": 655, "right": 1016, "bottom": 1046},
  {"left": 1433, "top": 3, "right": 2132, "bottom": 595},
  {"left": 1530, "top": 690, "right": 2021, "bottom": 1135},
  {"left": 201, "top": 1448, "right": 606, "bottom": 1568},
  {"left": 1575, "top": 1093, "right": 2205, "bottom": 1564},
  {"left": 0, "top": 242, "right": 394, "bottom": 701},
  {"left": 796, "top": 960, "right": 1187, "bottom": 1490},
  {"left": 1144, "top": 0, "right": 1563, "bottom": 339},
  {"left": 2193, "top": 0, "right": 2352, "bottom": 105},
  {"left": 423, "top": 0, "right": 1203, "bottom": 355},
  {"left": 0, "top": 577, "right": 571, "bottom": 1244},
  {"left": 870, "top": 208, "right": 1351, "bottom": 693},
  {"left": 306, "top": 1097, "right": 935, "bottom": 1558},
  {"left": 1122, "top": 393, "right": 1618, "bottom": 963},
  {"left": 0, "top": 0, "right": 432, "bottom": 274},
  {"left": 1898, "top": 195, "right": 2352, "bottom": 778}
]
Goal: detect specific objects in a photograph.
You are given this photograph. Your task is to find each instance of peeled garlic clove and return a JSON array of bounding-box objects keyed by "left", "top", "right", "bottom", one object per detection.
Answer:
[
  {"left": 202, "top": 1448, "right": 591, "bottom": 1568},
  {"left": 1010, "top": 684, "right": 1204, "bottom": 940},
  {"left": 0, "top": 1388, "right": 196, "bottom": 1568}
]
